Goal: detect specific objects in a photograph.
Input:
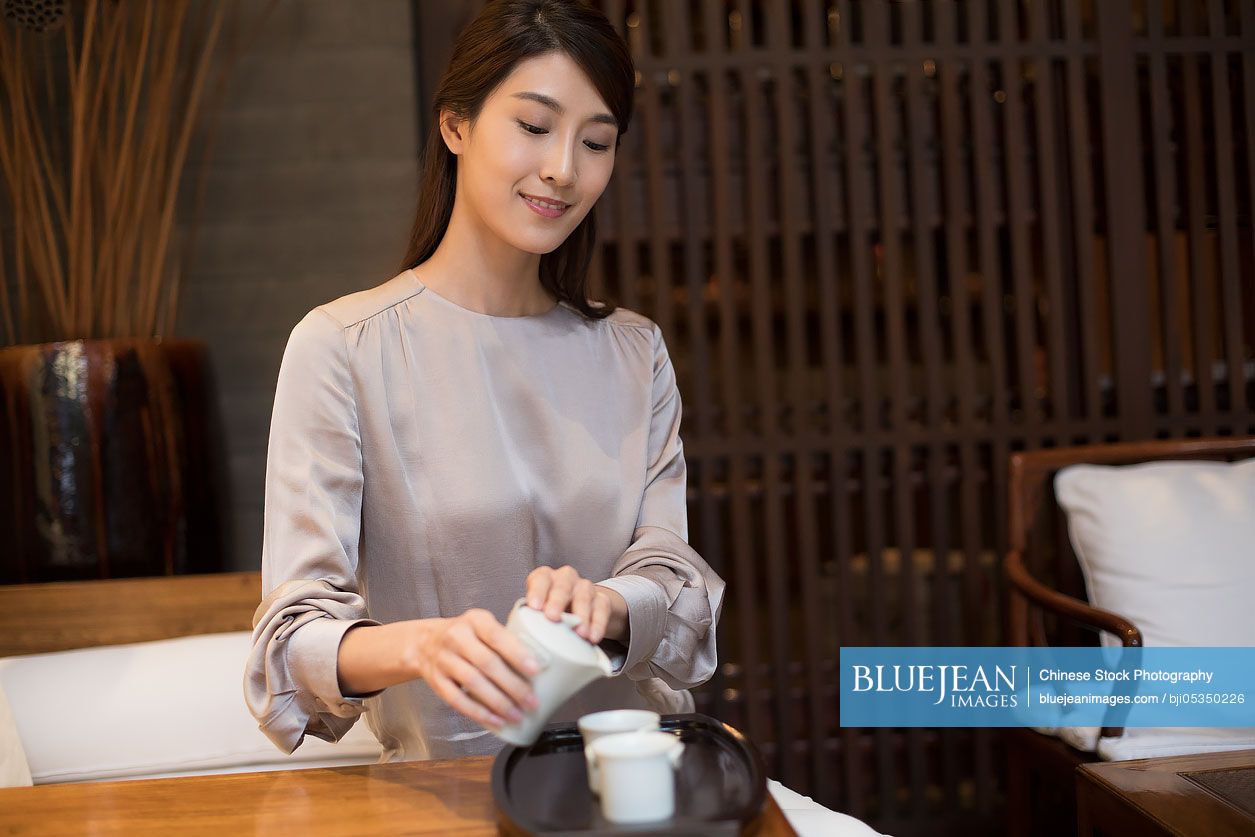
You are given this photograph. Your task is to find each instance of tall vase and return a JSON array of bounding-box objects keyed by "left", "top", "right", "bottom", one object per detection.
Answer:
[{"left": 0, "top": 338, "right": 228, "bottom": 583}]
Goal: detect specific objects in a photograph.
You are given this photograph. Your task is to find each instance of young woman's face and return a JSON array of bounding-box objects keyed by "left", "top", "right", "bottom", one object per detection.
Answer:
[{"left": 442, "top": 51, "right": 619, "bottom": 256}]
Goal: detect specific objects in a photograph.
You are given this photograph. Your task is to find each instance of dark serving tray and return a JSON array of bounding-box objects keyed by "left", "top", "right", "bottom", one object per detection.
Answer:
[{"left": 492, "top": 713, "right": 768, "bottom": 836}]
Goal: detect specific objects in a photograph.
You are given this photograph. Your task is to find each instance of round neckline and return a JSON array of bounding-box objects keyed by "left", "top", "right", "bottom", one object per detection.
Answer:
[{"left": 407, "top": 269, "right": 564, "bottom": 321}]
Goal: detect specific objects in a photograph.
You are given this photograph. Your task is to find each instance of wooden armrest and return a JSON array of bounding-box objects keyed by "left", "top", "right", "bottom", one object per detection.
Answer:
[
  {"left": 1005, "top": 550, "right": 1142, "bottom": 738},
  {"left": 1005, "top": 549, "right": 1143, "bottom": 648}
]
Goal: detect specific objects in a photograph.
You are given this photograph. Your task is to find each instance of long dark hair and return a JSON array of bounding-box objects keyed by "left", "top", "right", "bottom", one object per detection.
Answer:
[{"left": 401, "top": 0, "right": 633, "bottom": 320}]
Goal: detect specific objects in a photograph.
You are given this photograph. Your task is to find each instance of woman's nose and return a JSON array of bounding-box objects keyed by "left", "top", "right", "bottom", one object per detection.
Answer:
[{"left": 540, "top": 139, "right": 577, "bottom": 187}]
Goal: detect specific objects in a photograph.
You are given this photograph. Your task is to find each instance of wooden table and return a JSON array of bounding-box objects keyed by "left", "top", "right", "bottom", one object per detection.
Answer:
[
  {"left": 0, "top": 756, "right": 797, "bottom": 835},
  {"left": 1077, "top": 748, "right": 1255, "bottom": 837}
]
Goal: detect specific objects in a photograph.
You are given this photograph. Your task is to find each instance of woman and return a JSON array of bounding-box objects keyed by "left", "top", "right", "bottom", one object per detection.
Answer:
[{"left": 245, "top": 0, "right": 724, "bottom": 762}]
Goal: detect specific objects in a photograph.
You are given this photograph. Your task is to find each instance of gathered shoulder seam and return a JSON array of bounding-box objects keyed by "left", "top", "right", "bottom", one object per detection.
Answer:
[{"left": 314, "top": 283, "right": 426, "bottom": 331}]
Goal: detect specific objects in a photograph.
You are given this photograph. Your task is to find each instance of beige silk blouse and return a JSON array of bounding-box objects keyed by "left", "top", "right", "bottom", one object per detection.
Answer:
[{"left": 244, "top": 269, "right": 725, "bottom": 762}]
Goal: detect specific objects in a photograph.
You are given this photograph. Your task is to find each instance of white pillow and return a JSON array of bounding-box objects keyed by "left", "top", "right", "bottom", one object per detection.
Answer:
[
  {"left": 1055, "top": 459, "right": 1255, "bottom": 648},
  {"left": 768, "top": 780, "right": 886, "bottom": 836},
  {"left": 1097, "top": 727, "right": 1255, "bottom": 761},
  {"left": 1051, "top": 459, "right": 1255, "bottom": 761},
  {"left": 0, "top": 683, "right": 32, "bottom": 787},
  {"left": 0, "top": 631, "right": 382, "bottom": 784}
]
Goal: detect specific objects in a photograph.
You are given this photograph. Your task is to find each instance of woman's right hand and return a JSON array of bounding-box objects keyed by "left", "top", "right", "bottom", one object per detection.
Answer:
[{"left": 406, "top": 609, "right": 543, "bottom": 730}]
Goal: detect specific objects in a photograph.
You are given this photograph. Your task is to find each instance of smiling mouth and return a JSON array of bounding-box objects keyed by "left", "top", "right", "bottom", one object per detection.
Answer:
[{"left": 520, "top": 193, "right": 570, "bottom": 212}]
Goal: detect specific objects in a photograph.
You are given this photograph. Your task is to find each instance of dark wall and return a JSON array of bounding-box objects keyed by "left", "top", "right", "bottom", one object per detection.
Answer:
[{"left": 176, "top": 1, "right": 420, "bottom": 571}]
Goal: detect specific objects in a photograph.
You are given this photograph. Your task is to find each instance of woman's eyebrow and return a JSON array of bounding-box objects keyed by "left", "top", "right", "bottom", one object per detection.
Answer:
[{"left": 511, "top": 91, "right": 617, "bottom": 126}]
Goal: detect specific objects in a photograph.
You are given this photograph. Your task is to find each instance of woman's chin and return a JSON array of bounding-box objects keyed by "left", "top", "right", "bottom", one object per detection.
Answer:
[{"left": 506, "top": 233, "right": 569, "bottom": 257}]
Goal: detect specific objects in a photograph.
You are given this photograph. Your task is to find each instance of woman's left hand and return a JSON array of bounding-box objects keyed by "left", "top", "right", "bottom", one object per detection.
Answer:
[{"left": 525, "top": 565, "right": 628, "bottom": 644}]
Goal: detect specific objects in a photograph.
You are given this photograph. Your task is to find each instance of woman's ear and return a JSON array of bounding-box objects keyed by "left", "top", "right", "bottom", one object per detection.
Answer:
[{"left": 439, "top": 109, "right": 468, "bottom": 155}]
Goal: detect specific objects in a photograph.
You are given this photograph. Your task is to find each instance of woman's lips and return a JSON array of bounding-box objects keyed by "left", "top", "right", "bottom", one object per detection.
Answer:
[{"left": 520, "top": 193, "right": 569, "bottom": 219}]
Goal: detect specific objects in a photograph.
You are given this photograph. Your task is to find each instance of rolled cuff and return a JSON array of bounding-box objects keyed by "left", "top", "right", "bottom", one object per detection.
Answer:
[
  {"left": 596, "top": 575, "right": 668, "bottom": 679},
  {"left": 286, "top": 616, "right": 383, "bottom": 718}
]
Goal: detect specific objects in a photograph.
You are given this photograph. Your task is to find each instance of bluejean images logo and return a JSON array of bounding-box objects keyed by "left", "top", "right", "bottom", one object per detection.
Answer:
[
  {"left": 851, "top": 663, "right": 1019, "bottom": 708},
  {"left": 841, "top": 647, "right": 1255, "bottom": 728}
]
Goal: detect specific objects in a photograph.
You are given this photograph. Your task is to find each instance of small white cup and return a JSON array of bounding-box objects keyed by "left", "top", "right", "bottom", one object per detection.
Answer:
[
  {"left": 587, "top": 730, "right": 685, "bottom": 825},
  {"left": 578, "top": 709, "right": 661, "bottom": 793}
]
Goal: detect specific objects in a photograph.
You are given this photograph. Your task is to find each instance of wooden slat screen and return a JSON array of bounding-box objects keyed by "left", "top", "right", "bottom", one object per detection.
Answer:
[{"left": 580, "top": 1, "right": 1255, "bottom": 833}]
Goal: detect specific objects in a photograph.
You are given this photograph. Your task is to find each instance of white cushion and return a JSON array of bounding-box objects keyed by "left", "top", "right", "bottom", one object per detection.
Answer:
[
  {"left": 1097, "top": 727, "right": 1255, "bottom": 761},
  {"left": 0, "top": 683, "right": 32, "bottom": 787},
  {"left": 1057, "top": 725, "right": 1101, "bottom": 753},
  {"left": 1050, "top": 458, "right": 1255, "bottom": 760},
  {"left": 0, "top": 631, "right": 382, "bottom": 784},
  {"left": 1055, "top": 459, "right": 1255, "bottom": 648},
  {"left": 767, "top": 779, "right": 886, "bottom": 836}
]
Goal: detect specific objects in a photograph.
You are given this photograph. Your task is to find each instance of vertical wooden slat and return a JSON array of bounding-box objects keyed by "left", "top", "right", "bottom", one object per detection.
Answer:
[
  {"left": 995, "top": 0, "right": 1044, "bottom": 678},
  {"left": 635, "top": 2, "right": 675, "bottom": 342},
  {"left": 852, "top": 2, "right": 900, "bottom": 820},
  {"left": 902, "top": 2, "right": 955, "bottom": 819},
  {"left": 608, "top": 0, "right": 642, "bottom": 315},
  {"left": 934, "top": 0, "right": 974, "bottom": 812},
  {"left": 1146, "top": 0, "right": 1188, "bottom": 423},
  {"left": 998, "top": 0, "right": 1042, "bottom": 439},
  {"left": 835, "top": 0, "right": 898, "bottom": 818},
  {"left": 1096, "top": 0, "right": 1155, "bottom": 437},
  {"left": 875, "top": 0, "right": 928, "bottom": 823},
  {"left": 1028, "top": 0, "right": 1072, "bottom": 426},
  {"left": 700, "top": 0, "right": 766, "bottom": 762},
  {"left": 834, "top": 2, "right": 885, "bottom": 633},
  {"left": 658, "top": 0, "right": 726, "bottom": 711},
  {"left": 801, "top": 0, "right": 862, "bottom": 815},
  {"left": 963, "top": 0, "right": 1002, "bottom": 813},
  {"left": 1062, "top": 0, "right": 1105, "bottom": 427},
  {"left": 1206, "top": 0, "right": 1245, "bottom": 418},
  {"left": 734, "top": 0, "right": 799, "bottom": 789},
  {"left": 869, "top": 13, "right": 918, "bottom": 648},
  {"left": 1180, "top": 0, "right": 1216, "bottom": 433},
  {"left": 763, "top": 0, "right": 829, "bottom": 800}
]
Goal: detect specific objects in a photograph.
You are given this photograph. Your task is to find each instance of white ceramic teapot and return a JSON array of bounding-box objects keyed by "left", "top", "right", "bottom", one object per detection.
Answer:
[{"left": 494, "top": 598, "right": 614, "bottom": 747}]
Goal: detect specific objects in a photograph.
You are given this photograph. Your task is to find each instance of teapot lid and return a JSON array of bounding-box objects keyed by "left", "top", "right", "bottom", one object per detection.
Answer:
[{"left": 513, "top": 603, "right": 609, "bottom": 668}]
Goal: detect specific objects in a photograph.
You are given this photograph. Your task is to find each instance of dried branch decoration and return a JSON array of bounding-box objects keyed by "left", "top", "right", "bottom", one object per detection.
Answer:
[{"left": 0, "top": 0, "right": 238, "bottom": 345}]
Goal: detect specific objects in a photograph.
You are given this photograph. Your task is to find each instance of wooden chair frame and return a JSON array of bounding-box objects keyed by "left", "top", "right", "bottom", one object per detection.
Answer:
[
  {"left": 1002, "top": 435, "right": 1255, "bottom": 837},
  {"left": 1006, "top": 436, "right": 1255, "bottom": 667}
]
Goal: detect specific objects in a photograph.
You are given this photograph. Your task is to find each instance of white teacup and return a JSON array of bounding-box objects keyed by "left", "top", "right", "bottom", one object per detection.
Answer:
[
  {"left": 587, "top": 730, "right": 685, "bottom": 825},
  {"left": 578, "top": 709, "right": 661, "bottom": 793}
]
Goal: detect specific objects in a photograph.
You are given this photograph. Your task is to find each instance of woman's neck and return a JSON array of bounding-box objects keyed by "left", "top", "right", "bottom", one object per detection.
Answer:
[{"left": 418, "top": 197, "right": 556, "bottom": 318}]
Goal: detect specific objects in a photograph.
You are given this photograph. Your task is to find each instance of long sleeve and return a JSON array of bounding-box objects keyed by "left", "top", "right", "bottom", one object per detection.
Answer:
[
  {"left": 244, "top": 308, "right": 381, "bottom": 755},
  {"left": 596, "top": 324, "right": 725, "bottom": 691}
]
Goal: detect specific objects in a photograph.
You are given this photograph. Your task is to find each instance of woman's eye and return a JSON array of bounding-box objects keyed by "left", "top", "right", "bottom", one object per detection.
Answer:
[
  {"left": 584, "top": 140, "right": 610, "bottom": 152},
  {"left": 518, "top": 120, "right": 547, "bottom": 135}
]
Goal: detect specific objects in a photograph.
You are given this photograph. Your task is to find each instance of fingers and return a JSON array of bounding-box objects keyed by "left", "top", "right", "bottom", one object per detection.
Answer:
[
  {"left": 427, "top": 610, "right": 545, "bottom": 730},
  {"left": 526, "top": 567, "right": 553, "bottom": 611},
  {"left": 468, "top": 609, "right": 542, "bottom": 680},
  {"left": 570, "top": 579, "right": 595, "bottom": 639},
  {"left": 442, "top": 653, "right": 523, "bottom": 725},
  {"left": 428, "top": 670, "right": 505, "bottom": 730},
  {"left": 543, "top": 565, "right": 580, "bottom": 621},
  {"left": 464, "top": 636, "right": 539, "bottom": 713},
  {"left": 587, "top": 590, "right": 612, "bottom": 645},
  {"left": 526, "top": 567, "right": 606, "bottom": 641},
  {"left": 465, "top": 611, "right": 540, "bottom": 711}
]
